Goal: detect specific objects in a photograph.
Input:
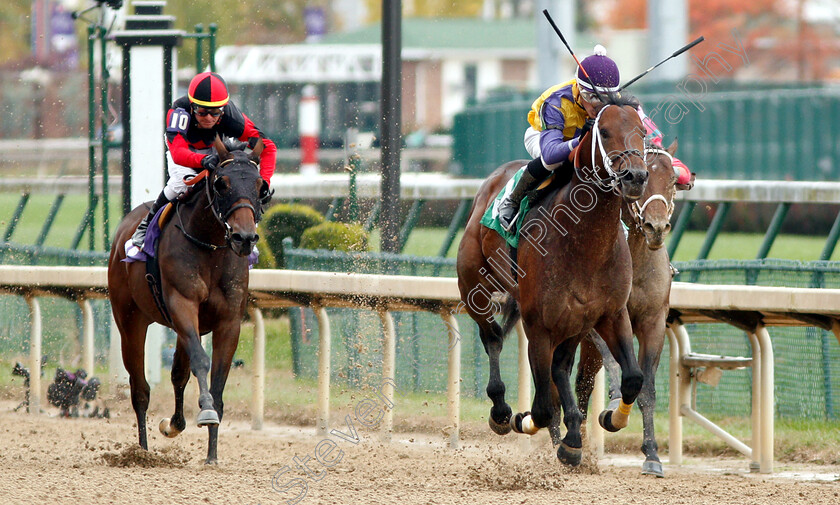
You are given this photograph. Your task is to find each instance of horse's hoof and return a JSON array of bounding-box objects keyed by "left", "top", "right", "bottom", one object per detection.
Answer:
[
  {"left": 557, "top": 442, "right": 582, "bottom": 467},
  {"left": 159, "top": 418, "right": 182, "bottom": 438},
  {"left": 598, "top": 409, "right": 621, "bottom": 433},
  {"left": 204, "top": 458, "right": 218, "bottom": 465},
  {"left": 489, "top": 416, "right": 512, "bottom": 435},
  {"left": 641, "top": 460, "right": 664, "bottom": 478},
  {"left": 196, "top": 409, "right": 220, "bottom": 427},
  {"left": 488, "top": 405, "right": 512, "bottom": 435},
  {"left": 510, "top": 412, "right": 540, "bottom": 435}
]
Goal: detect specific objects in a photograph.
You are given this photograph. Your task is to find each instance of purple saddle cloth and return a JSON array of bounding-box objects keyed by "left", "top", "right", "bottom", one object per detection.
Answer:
[{"left": 123, "top": 206, "right": 258, "bottom": 268}]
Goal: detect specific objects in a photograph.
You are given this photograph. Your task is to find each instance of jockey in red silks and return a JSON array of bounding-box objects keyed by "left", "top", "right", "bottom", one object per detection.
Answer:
[
  {"left": 497, "top": 45, "right": 692, "bottom": 233},
  {"left": 129, "top": 71, "right": 277, "bottom": 250}
]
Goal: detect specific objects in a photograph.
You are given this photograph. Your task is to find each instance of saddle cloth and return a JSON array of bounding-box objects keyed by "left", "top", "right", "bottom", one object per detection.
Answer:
[{"left": 479, "top": 166, "right": 536, "bottom": 249}]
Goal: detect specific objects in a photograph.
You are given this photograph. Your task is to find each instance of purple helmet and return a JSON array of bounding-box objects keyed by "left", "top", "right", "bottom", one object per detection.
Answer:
[{"left": 576, "top": 45, "right": 620, "bottom": 94}]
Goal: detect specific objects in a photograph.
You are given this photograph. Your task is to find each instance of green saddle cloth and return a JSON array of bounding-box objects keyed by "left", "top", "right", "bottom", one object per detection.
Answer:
[{"left": 480, "top": 166, "right": 532, "bottom": 248}]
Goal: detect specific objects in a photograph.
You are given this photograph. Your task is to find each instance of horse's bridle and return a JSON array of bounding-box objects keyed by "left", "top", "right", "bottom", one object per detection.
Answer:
[
  {"left": 175, "top": 158, "right": 260, "bottom": 251},
  {"left": 575, "top": 104, "right": 645, "bottom": 191},
  {"left": 627, "top": 145, "right": 676, "bottom": 230}
]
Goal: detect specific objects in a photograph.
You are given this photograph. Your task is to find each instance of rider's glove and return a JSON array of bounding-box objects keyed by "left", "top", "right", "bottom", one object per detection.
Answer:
[{"left": 201, "top": 153, "right": 219, "bottom": 171}]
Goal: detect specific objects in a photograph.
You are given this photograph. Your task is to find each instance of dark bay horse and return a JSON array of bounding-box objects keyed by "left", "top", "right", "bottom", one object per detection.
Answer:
[
  {"left": 575, "top": 139, "right": 694, "bottom": 477},
  {"left": 456, "top": 98, "right": 649, "bottom": 466},
  {"left": 108, "top": 137, "right": 266, "bottom": 464}
]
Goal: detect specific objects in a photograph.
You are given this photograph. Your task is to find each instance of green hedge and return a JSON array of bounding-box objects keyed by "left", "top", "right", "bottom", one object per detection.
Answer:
[
  {"left": 260, "top": 203, "right": 324, "bottom": 266},
  {"left": 299, "top": 222, "right": 369, "bottom": 252}
]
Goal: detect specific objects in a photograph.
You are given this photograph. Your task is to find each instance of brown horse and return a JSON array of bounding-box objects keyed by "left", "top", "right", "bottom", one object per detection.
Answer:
[
  {"left": 456, "top": 98, "right": 648, "bottom": 465},
  {"left": 108, "top": 137, "right": 266, "bottom": 464},
  {"left": 575, "top": 139, "right": 694, "bottom": 477}
]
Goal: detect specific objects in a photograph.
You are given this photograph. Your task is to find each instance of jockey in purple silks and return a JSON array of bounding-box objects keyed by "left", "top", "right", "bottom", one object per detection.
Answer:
[{"left": 497, "top": 45, "right": 692, "bottom": 233}]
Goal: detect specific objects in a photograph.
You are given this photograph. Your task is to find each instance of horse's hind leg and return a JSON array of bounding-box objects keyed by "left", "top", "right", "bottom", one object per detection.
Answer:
[
  {"left": 479, "top": 322, "right": 513, "bottom": 435},
  {"left": 116, "top": 315, "right": 151, "bottom": 450},
  {"left": 595, "top": 310, "right": 644, "bottom": 433},
  {"left": 159, "top": 342, "right": 190, "bottom": 438},
  {"left": 576, "top": 330, "right": 622, "bottom": 418},
  {"left": 636, "top": 318, "right": 667, "bottom": 478},
  {"left": 551, "top": 339, "right": 584, "bottom": 466}
]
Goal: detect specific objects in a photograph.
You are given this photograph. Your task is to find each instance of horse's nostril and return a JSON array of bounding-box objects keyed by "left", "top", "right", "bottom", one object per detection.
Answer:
[{"left": 664, "top": 223, "right": 672, "bottom": 233}]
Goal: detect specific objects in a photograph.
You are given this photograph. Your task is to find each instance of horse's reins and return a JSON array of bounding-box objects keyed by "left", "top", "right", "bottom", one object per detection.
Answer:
[
  {"left": 174, "top": 157, "right": 260, "bottom": 251},
  {"left": 627, "top": 146, "right": 676, "bottom": 230},
  {"left": 574, "top": 104, "right": 645, "bottom": 191}
]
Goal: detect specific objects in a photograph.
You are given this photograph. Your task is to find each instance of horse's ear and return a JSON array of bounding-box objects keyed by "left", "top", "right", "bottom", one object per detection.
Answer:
[
  {"left": 213, "top": 135, "right": 231, "bottom": 162},
  {"left": 250, "top": 138, "right": 264, "bottom": 162},
  {"left": 667, "top": 137, "right": 678, "bottom": 156}
]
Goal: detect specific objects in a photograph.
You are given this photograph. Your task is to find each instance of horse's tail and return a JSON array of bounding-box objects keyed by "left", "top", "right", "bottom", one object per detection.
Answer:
[{"left": 500, "top": 294, "right": 520, "bottom": 339}]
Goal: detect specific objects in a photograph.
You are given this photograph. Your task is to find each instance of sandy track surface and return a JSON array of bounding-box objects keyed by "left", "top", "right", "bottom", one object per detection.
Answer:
[{"left": 1, "top": 402, "right": 838, "bottom": 505}]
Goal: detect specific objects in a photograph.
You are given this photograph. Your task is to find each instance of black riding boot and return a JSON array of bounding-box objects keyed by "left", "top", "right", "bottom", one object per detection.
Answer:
[
  {"left": 131, "top": 191, "right": 171, "bottom": 248},
  {"left": 498, "top": 158, "right": 550, "bottom": 232}
]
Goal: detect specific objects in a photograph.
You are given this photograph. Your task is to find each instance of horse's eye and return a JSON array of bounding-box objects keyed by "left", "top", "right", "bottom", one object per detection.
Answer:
[
  {"left": 599, "top": 128, "right": 609, "bottom": 139},
  {"left": 214, "top": 177, "right": 230, "bottom": 193}
]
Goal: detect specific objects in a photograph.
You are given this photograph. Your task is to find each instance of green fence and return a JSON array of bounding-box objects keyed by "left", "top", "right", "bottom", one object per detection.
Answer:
[
  {"left": 452, "top": 86, "right": 840, "bottom": 181},
  {"left": 285, "top": 249, "right": 840, "bottom": 420}
]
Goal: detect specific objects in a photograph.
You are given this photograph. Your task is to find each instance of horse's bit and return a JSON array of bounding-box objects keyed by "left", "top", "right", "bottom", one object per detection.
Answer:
[
  {"left": 175, "top": 158, "right": 260, "bottom": 251},
  {"left": 576, "top": 104, "right": 646, "bottom": 191},
  {"left": 627, "top": 146, "right": 676, "bottom": 230}
]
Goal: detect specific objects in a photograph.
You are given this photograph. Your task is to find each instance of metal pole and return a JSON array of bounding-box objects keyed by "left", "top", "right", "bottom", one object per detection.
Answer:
[
  {"left": 379, "top": 0, "right": 402, "bottom": 253},
  {"left": 194, "top": 24, "right": 204, "bottom": 72},
  {"left": 87, "top": 25, "right": 97, "bottom": 251},
  {"left": 208, "top": 24, "right": 218, "bottom": 72},
  {"left": 755, "top": 203, "right": 790, "bottom": 259},
  {"left": 667, "top": 201, "right": 696, "bottom": 259},
  {"left": 696, "top": 202, "right": 731, "bottom": 261},
  {"left": 99, "top": 26, "right": 110, "bottom": 250}
]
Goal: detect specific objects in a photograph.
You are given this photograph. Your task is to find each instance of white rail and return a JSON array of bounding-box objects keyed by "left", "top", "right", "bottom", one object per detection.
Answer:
[{"left": 2, "top": 266, "right": 840, "bottom": 474}]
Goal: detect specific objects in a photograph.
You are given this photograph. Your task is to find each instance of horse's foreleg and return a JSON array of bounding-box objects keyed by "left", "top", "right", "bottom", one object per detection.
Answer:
[
  {"left": 551, "top": 339, "right": 584, "bottom": 466},
  {"left": 595, "top": 310, "right": 643, "bottom": 432},
  {"left": 203, "top": 323, "right": 241, "bottom": 464},
  {"left": 159, "top": 342, "right": 190, "bottom": 438},
  {"left": 480, "top": 323, "right": 513, "bottom": 435},
  {"left": 511, "top": 336, "right": 554, "bottom": 436},
  {"left": 635, "top": 316, "right": 667, "bottom": 478}
]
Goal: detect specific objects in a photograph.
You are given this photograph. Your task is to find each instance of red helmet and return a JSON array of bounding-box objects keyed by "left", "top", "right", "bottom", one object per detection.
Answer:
[{"left": 188, "top": 72, "right": 229, "bottom": 108}]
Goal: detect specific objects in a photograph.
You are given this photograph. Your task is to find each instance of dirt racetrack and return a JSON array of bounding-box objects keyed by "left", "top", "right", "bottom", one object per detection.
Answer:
[{"left": 1, "top": 398, "right": 838, "bottom": 505}]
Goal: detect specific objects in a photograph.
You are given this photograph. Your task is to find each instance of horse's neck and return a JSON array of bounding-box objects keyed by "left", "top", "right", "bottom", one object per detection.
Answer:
[
  {"left": 565, "top": 173, "right": 624, "bottom": 238},
  {"left": 177, "top": 190, "right": 225, "bottom": 243}
]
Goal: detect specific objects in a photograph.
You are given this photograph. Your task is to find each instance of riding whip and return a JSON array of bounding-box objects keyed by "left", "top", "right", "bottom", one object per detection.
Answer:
[
  {"left": 619, "top": 36, "right": 706, "bottom": 91},
  {"left": 542, "top": 9, "right": 607, "bottom": 104}
]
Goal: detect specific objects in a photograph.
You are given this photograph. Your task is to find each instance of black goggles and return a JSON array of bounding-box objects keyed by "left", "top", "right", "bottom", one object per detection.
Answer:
[{"left": 193, "top": 106, "right": 223, "bottom": 117}]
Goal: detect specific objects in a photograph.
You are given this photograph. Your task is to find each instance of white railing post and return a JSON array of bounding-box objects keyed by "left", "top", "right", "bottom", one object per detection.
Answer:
[
  {"left": 441, "top": 311, "right": 461, "bottom": 449},
  {"left": 666, "top": 325, "right": 683, "bottom": 465},
  {"left": 79, "top": 298, "right": 95, "bottom": 375},
  {"left": 515, "top": 319, "right": 531, "bottom": 453},
  {"left": 250, "top": 306, "right": 265, "bottom": 431},
  {"left": 756, "top": 324, "right": 774, "bottom": 474},
  {"left": 314, "top": 304, "right": 331, "bottom": 436},
  {"left": 27, "top": 295, "right": 41, "bottom": 415},
  {"left": 590, "top": 368, "right": 605, "bottom": 458},
  {"left": 379, "top": 310, "right": 396, "bottom": 442}
]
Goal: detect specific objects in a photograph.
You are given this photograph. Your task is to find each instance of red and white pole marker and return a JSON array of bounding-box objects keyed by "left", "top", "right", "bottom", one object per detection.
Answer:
[{"left": 299, "top": 84, "right": 320, "bottom": 175}]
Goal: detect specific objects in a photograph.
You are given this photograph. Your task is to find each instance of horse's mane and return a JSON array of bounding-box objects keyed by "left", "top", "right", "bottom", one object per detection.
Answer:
[{"left": 604, "top": 92, "right": 639, "bottom": 108}]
